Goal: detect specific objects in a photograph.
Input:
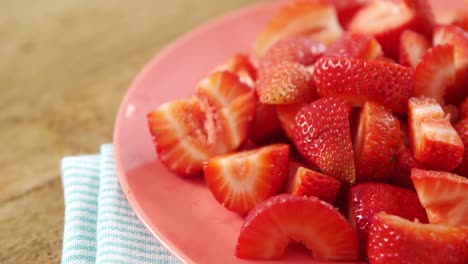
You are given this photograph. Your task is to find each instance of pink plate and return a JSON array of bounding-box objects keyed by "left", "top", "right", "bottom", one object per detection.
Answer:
[{"left": 113, "top": 1, "right": 466, "bottom": 263}]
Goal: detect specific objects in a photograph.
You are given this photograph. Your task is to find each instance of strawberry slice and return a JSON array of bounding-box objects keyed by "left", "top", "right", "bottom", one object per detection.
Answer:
[
  {"left": 414, "top": 44, "right": 455, "bottom": 104},
  {"left": 348, "top": 0, "right": 435, "bottom": 59},
  {"left": 236, "top": 194, "right": 359, "bottom": 261},
  {"left": 313, "top": 57, "right": 414, "bottom": 114},
  {"left": 286, "top": 167, "right": 341, "bottom": 203},
  {"left": 454, "top": 119, "right": 468, "bottom": 177},
  {"left": 328, "top": 0, "right": 369, "bottom": 28},
  {"left": 148, "top": 99, "right": 216, "bottom": 176},
  {"left": 411, "top": 168, "right": 468, "bottom": 226},
  {"left": 460, "top": 98, "right": 468, "bottom": 120},
  {"left": 204, "top": 144, "right": 289, "bottom": 213},
  {"left": 354, "top": 101, "right": 401, "bottom": 182},
  {"left": 399, "top": 29, "right": 431, "bottom": 67},
  {"left": 434, "top": 25, "right": 468, "bottom": 104},
  {"left": 214, "top": 54, "right": 257, "bottom": 88},
  {"left": 256, "top": 61, "right": 315, "bottom": 104},
  {"left": 254, "top": 0, "right": 343, "bottom": 57},
  {"left": 276, "top": 100, "right": 310, "bottom": 141},
  {"left": 348, "top": 183, "right": 428, "bottom": 258},
  {"left": 259, "top": 35, "right": 327, "bottom": 73},
  {"left": 408, "top": 97, "right": 464, "bottom": 171},
  {"left": 368, "top": 213, "right": 468, "bottom": 264},
  {"left": 293, "top": 97, "right": 356, "bottom": 184},
  {"left": 196, "top": 71, "right": 257, "bottom": 152},
  {"left": 324, "top": 33, "right": 383, "bottom": 59}
]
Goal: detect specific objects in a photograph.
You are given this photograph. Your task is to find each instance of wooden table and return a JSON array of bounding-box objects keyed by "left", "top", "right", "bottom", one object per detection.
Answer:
[{"left": 0, "top": 1, "right": 256, "bottom": 262}]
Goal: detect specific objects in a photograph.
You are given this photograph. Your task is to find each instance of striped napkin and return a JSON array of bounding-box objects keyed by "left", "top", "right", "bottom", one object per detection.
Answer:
[{"left": 61, "top": 144, "right": 180, "bottom": 264}]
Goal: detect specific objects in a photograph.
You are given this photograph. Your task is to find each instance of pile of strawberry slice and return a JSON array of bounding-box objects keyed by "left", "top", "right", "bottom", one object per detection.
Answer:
[{"left": 147, "top": 0, "right": 468, "bottom": 263}]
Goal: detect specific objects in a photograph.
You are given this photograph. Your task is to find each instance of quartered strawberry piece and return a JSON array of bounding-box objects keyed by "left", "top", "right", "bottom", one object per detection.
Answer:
[
  {"left": 354, "top": 101, "right": 401, "bottom": 183},
  {"left": 412, "top": 168, "right": 468, "bottom": 226},
  {"left": 214, "top": 54, "right": 257, "bottom": 88},
  {"left": 367, "top": 212, "right": 468, "bottom": 264},
  {"left": 348, "top": 0, "right": 435, "bottom": 59},
  {"left": 204, "top": 144, "right": 289, "bottom": 213},
  {"left": 328, "top": 0, "right": 369, "bottom": 28},
  {"left": 276, "top": 100, "right": 310, "bottom": 141},
  {"left": 399, "top": 29, "right": 431, "bottom": 67},
  {"left": 196, "top": 71, "right": 257, "bottom": 152},
  {"left": 454, "top": 119, "right": 468, "bottom": 177},
  {"left": 259, "top": 35, "right": 327, "bottom": 73},
  {"left": 256, "top": 61, "right": 315, "bottom": 104},
  {"left": 313, "top": 57, "right": 414, "bottom": 114},
  {"left": 414, "top": 44, "right": 455, "bottom": 104},
  {"left": 460, "top": 98, "right": 468, "bottom": 120},
  {"left": 348, "top": 183, "right": 428, "bottom": 258},
  {"left": 434, "top": 25, "right": 468, "bottom": 104},
  {"left": 293, "top": 97, "right": 356, "bottom": 184},
  {"left": 236, "top": 194, "right": 359, "bottom": 261},
  {"left": 408, "top": 97, "right": 464, "bottom": 171},
  {"left": 254, "top": 0, "right": 343, "bottom": 57},
  {"left": 148, "top": 99, "right": 217, "bottom": 176},
  {"left": 323, "top": 33, "right": 383, "bottom": 59},
  {"left": 286, "top": 167, "right": 341, "bottom": 203}
]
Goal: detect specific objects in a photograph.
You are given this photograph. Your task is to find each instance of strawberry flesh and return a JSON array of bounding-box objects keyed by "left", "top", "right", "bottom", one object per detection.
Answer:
[
  {"left": 214, "top": 53, "right": 257, "bottom": 88},
  {"left": 454, "top": 119, "right": 468, "bottom": 177},
  {"left": 412, "top": 168, "right": 468, "bottom": 226},
  {"left": 368, "top": 212, "right": 468, "bottom": 264},
  {"left": 286, "top": 167, "right": 341, "bottom": 203},
  {"left": 313, "top": 57, "right": 414, "bottom": 114},
  {"left": 293, "top": 97, "right": 356, "bottom": 184},
  {"left": 354, "top": 101, "right": 401, "bottom": 182},
  {"left": 399, "top": 29, "right": 431, "bottom": 67},
  {"left": 348, "top": 182, "right": 428, "bottom": 258},
  {"left": 236, "top": 194, "right": 359, "bottom": 261}
]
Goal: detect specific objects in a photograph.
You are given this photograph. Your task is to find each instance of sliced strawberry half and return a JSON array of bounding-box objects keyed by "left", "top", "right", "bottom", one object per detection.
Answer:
[
  {"left": 434, "top": 25, "right": 468, "bottom": 104},
  {"left": 368, "top": 213, "right": 468, "bottom": 264},
  {"left": 353, "top": 101, "right": 401, "bottom": 183},
  {"left": 399, "top": 29, "right": 431, "bottom": 67},
  {"left": 414, "top": 44, "right": 455, "bottom": 104},
  {"left": 276, "top": 100, "right": 310, "bottom": 141},
  {"left": 236, "top": 194, "right": 359, "bottom": 261},
  {"left": 259, "top": 35, "right": 327, "bottom": 73},
  {"left": 349, "top": 183, "right": 428, "bottom": 258},
  {"left": 455, "top": 119, "right": 468, "bottom": 177},
  {"left": 214, "top": 53, "right": 257, "bottom": 88},
  {"left": 408, "top": 97, "right": 464, "bottom": 171},
  {"left": 286, "top": 167, "right": 341, "bottom": 203},
  {"left": 411, "top": 168, "right": 468, "bottom": 226},
  {"left": 204, "top": 144, "right": 289, "bottom": 213},
  {"left": 257, "top": 61, "right": 315, "bottom": 104},
  {"left": 293, "top": 97, "right": 356, "bottom": 184},
  {"left": 323, "top": 32, "right": 383, "bottom": 59},
  {"left": 254, "top": 0, "right": 343, "bottom": 57},
  {"left": 313, "top": 57, "right": 414, "bottom": 114},
  {"left": 148, "top": 99, "right": 216, "bottom": 176},
  {"left": 348, "top": 0, "right": 435, "bottom": 59},
  {"left": 196, "top": 71, "right": 257, "bottom": 152}
]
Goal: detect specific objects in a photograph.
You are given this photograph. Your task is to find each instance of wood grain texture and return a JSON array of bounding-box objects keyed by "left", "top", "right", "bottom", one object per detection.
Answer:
[{"left": 0, "top": 0, "right": 256, "bottom": 263}]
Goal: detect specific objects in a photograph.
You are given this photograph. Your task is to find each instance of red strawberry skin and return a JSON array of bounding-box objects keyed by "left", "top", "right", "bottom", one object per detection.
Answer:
[
  {"left": 412, "top": 168, "right": 468, "bottom": 226},
  {"left": 204, "top": 144, "right": 289, "bottom": 213},
  {"left": 313, "top": 57, "right": 414, "bottom": 114},
  {"left": 293, "top": 97, "right": 356, "bottom": 184},
  {"left": 367, "top": 213, "right": 468, "bottom": 264},
  {"left": 236, "top": 194, "right": 359, "bottom": 261},
  {"left": 354, "top": 101, "right": 400, "bottom": 183},
  {"left": 249, "top": 103, "right": 282, "bottom": 144},
  {"left": 393, "top": 141, "right": 426, "bottom": 189},
  {"left": 276, "top": 100, "right": 310, "bottom": 141},
  {"left": 324, "top": 32, "right": 382, "bottom": 59},
  {"left": 287, "top": 167, "right": 341, "bottom": 203},
  {"left": 460, "top": 98, "right": 468, "bottom": 120},
  {"left": 454, "top": 119, "right": 468, "bottom": 177},
  {"left": 414, "top": 44, "right": 455, "bottom": 104},
  {"left": 399, "top": 29, "right": 431, "bottom": 67},
  {"left": 348, "top": 183, "right": 428, "bottom": 258}
]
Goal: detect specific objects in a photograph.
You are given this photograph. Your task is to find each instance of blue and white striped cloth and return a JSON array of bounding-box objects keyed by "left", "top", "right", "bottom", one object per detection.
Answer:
[{"left": 61, "top": 144, "right": 180, "bottom": 264}]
